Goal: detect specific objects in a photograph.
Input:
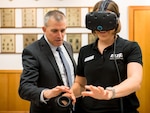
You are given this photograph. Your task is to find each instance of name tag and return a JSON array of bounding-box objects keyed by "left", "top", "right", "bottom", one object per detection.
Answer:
[{"left": 84, "top": 55, "right": 94, "bottom": 62}]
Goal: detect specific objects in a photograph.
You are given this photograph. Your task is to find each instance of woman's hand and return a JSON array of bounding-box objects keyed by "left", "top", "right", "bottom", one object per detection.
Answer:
[{"left": 81, "top": 85, "right": 113, "bottom": 100}]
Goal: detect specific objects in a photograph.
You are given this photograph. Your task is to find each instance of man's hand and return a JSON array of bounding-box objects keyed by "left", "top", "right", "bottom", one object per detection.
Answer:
[
  {"left": 43, "top": 85, "right": 71, "bottom": 99},
  {"left": 63, "top": 89, "right": 76, "bottom": 104}
]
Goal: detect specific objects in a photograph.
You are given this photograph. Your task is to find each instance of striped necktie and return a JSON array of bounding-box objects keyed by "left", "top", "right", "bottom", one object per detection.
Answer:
[{"left": 56, "top": 47, "right": 72, "bottom": 87}]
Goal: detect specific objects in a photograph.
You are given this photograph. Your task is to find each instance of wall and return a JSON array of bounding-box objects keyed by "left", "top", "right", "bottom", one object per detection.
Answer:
[
  {"left": 0, "top": 0, "right": 150, "bottom": 70},
  {"left": 0, "top": 70, "right": 30, "bottom": 112}
]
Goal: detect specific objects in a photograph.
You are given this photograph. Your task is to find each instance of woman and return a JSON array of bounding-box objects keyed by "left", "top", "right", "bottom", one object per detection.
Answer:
[{"left": 71, "top": 0, "right": 143, "bottom": 113}]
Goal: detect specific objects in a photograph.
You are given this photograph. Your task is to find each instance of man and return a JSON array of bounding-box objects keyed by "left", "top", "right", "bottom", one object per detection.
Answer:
[{"left": 18, "top": 10, "right": 76, "bottom": 113}]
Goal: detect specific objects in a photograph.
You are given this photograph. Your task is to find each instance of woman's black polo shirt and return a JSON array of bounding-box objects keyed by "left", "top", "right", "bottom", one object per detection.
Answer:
[{"left": 76, "top": 35, "right": 142, "bottom": 112}]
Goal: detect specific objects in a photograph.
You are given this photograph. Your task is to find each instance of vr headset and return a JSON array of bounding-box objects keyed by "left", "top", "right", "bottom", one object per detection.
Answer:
[{"left": 85, "top": 0, "right": 119, "bottom": 31}]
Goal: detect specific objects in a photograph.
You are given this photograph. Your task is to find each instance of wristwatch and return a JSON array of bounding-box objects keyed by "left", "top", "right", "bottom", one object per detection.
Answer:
[{"left": 105, "top": 87, "right": 115, "bottom": 99}]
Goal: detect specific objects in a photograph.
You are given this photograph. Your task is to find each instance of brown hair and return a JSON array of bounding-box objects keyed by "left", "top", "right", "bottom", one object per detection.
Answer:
[{"left": 93, "top": 0, "right": 121, "bottom": 33}]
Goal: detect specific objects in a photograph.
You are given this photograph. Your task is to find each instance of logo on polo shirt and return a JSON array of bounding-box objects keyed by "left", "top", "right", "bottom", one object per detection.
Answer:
[
  {"left": 110, "top": 53, "right": 123, "bottom": 60},
  {"left": 84, "top": 55, "right": 94, "bottom": 62}
]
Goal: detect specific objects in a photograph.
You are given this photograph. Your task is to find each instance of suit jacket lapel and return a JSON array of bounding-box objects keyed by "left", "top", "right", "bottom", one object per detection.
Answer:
[{"left": 39, "top": 36, "right": 62, "bottom": 81}]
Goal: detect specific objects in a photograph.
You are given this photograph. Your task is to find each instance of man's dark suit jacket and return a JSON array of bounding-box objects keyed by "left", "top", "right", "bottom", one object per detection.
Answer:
[{"left": 18, "top": 36, "right": 76, "bottom": 113}]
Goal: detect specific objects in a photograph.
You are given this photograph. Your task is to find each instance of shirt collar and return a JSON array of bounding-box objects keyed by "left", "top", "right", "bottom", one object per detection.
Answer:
[{"left": 43, "top": 35, "right": 57, "bottom": 51}]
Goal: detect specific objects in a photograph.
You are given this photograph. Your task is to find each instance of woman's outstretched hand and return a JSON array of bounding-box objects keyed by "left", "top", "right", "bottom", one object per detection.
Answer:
[{"left": 81, "top": 85, "right": 112, "bottom": 100}]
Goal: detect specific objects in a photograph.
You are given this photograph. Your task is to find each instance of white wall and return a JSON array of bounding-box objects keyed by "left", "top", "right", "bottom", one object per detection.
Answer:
[{"left": 0, "top": 0, "right": 150, "bottom": 70}]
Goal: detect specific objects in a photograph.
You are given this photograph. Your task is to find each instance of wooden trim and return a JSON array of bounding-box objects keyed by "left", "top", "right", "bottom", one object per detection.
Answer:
[
  {"left": 0, "top": 70, "right": 22, "bottom": 74},
  {"left": 0, "top": 111, "right": 29, "bottom": 113},
  {"left": 128, "top": 6, "right": 134, "bottom": 41},
  {"left": 128, "top": 6, "right": 150, "bottom": 41}
]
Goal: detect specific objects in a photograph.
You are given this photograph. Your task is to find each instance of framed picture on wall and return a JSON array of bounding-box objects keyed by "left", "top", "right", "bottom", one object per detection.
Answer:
[
  {"left": 22, "top": 8, "right": 37, "bottom": 27},
  {"left": 67, "top": 33, "right": 81, "bottom": 53},
  {"left": 1, "top": 34, "right": 15, "bottom": 53},
  {"left": 23, "top": 34, "right": 37, "bottom": 48},
  {"left": 66, "top": 8, "right": 81, "bottom": 27},
  {"left": 0, "top": 8, "right": 15, "bottom": 28}
]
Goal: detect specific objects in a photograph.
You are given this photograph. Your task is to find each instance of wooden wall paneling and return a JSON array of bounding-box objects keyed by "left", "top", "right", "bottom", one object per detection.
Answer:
[
  {"left": 0, "top": 73, "right": 8, "bottom": 110},
  {"left": 128, "top": 6, "right": 150, "bottom": 113},
  {"left": 8, "top": 72, "right": 29, "bottom": 110},
  {"left": 0, "top": 70, "right": 29, "bottom": 112}
]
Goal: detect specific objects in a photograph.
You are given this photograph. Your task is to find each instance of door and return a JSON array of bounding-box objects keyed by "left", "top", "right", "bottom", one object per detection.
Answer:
[{"left": 129, "top": 6, "right": 150, "bottom": 113}]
